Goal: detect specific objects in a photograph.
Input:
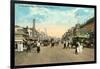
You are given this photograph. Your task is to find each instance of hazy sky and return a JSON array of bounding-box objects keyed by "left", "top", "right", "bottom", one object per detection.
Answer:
[{"left": 15, "top": 4, "right": 94, "bottom": 38}]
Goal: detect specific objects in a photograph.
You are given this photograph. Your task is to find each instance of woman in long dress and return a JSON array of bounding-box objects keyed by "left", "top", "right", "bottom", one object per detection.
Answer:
[
  {"left": 76, "top": 42, "right": 83, "bottom": 54},
  {"left": 37, "top": 41, "right": 41, "bottom": 53},
  {"left": 17, "top": 42, "right": 23, "bottom": 52},
  {"left": 78, "top": 42, "right": 83, "bottom": 53},
  {"left": 20, "top": 42, "right": 23, "bottom": 52}
]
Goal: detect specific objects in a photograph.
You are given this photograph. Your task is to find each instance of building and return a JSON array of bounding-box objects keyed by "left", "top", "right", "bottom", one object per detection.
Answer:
[
  {"left": 80, "top": 17, "right": 95, "bottom": 34},
  {"left": 80, "top": 17, "right": 95, "bottom": 40},
  {"left": 62, "top": 17, "right": 95, "bottom": 41},
  {"left": 71, "top": 17, "right": 95, "bottom": 38},
  {"left": 15, "top": 19, "right": 51, "bottom": 51},
  {"left": 15, "top": 25, "right": 28, "bottom": 51}
]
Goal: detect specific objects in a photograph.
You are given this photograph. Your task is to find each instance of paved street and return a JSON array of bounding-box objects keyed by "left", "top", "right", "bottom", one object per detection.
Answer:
[{"left": 15, "top": 43, "right": 95, "bottom": 66}]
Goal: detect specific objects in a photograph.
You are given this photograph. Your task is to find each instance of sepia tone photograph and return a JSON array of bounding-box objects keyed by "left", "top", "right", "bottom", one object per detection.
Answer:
[{"left": 12, "top": 1, "right": 96, "bottom": 68}]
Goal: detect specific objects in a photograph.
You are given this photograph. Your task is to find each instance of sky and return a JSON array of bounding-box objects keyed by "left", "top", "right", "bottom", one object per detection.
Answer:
[{"left": 15, "top": 3, "right": 94, "bottom": 38}]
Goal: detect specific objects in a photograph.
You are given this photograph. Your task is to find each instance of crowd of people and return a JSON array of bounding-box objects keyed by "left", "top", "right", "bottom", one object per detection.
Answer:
[
  {"left": 15, "top": 37, "right": 94, "bottom": 55},
  {"left": 63, "top": 40, "right": 83, "bottom": 54},
  {"left": 15, "top": 40, "right": 41, "bottom": 53}
]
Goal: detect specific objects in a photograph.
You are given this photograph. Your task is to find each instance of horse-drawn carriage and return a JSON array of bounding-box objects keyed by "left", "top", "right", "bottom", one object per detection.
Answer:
[{"left": 42, "top": 39, "right": 50, "bottom": 46}]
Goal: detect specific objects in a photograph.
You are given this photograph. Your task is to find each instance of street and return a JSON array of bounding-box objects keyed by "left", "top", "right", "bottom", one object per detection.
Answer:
[{"left": 15, "top": 43, "right": 95, "bottom": 66}]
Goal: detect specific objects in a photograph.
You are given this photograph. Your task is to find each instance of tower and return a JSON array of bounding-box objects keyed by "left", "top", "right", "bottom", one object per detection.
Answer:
[{"left": 32, "top": 19, "right": 36, "bottom": 37}]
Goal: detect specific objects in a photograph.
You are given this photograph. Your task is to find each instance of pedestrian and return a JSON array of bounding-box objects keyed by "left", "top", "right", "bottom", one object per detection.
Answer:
[
  {"left": 65, "top": 40, "right": 69, "bottom": 49},
  {"left": 63, "top": 41, "right": 66, "bottom": 49},
  {"left": 20, "top": 42, "right": 24, "bottom": 52},
  {"left": 17, "top": 42, "right": 20, "bottom": 52},
  {"left": 17, "top": 42, "right": 23, "bottom": 52},
  {"left": 51, "top": 41, "right": 54, "bottom": 48},
  {"left": 78, "top": 42, "right": 83, "bottom": 53},
  {"left": 26, "top": 41, "right": 31, "bottom": 53},
  {"left": 67, "top": 40, "right": 70, "bottom": 48},
  {"left": 75, "top": 42, "right": 79, "bottom": 55},
  {"left": 75, "top": 41, "right": 83, "bottom": 54},
  {"left": 27, "top": 44, "right": 31, "bottom": 52},
  {"left": 37, "top": 41, "right": 41, "bottom": 53}
]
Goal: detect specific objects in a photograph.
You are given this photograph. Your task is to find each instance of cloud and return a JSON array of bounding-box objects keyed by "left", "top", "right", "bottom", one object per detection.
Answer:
[
  {"left": 15, "top": 4, "right": 94, "bottom": 37},
  {"left": 29, "top": 5, "right": 77, "bottom": 25}
]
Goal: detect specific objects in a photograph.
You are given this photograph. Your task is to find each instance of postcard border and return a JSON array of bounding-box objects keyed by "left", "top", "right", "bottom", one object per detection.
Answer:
[{"left": 10, "top": 0, "right": 97, "bottom": 69}]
